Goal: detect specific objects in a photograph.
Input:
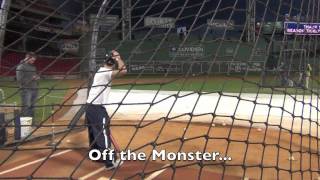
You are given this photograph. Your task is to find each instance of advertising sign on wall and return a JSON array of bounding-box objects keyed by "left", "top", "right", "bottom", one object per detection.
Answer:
[
  {"left": 61, "top": 39, "right": 79, "bottom": 54},
  {"left": 144, "top": 17, "right": 175, "bottom": 28},
  {"left": 90, "top": 14, "right": 119, "bottom": 31},
  {"left": 284, "top": 21, "right": 320, "bottom": 35},
  {"left": 207, "top": 19, "right": 235, "bottom": 30},
  {"left": 169, "top": 46, "right": 205, "bottom": 58}
]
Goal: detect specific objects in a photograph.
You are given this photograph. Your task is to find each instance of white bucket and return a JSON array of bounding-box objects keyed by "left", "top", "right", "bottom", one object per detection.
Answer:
[{"left": 20, "top": 117, "right": 32, "bottom": 138}]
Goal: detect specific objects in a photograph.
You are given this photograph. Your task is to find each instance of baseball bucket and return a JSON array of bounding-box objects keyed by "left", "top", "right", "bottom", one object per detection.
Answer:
[{"left": 20, "top": 117, "right": 32, "bottom": 138}]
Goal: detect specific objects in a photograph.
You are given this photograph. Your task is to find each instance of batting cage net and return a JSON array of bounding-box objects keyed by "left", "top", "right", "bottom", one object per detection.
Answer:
[{"left": 0, "top": 0, "right": 320, "bottom": 179}]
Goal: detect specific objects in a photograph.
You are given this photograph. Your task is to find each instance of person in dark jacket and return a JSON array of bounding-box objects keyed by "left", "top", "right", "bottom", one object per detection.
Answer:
[{"left": 16, "top": 52, "right": 39, "bottom": 125}]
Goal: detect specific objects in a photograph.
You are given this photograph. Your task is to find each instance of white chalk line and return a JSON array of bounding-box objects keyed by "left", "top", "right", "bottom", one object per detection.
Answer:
[
  {"left": 0, "top": 149, "right": 72, "bottom": 175},
  {"left": 145, "top": 164, "right": 169, "bottom": 180},
  {"left": 97, "top": 177, "right": 118, "bottom": 180},
  {"left": 79, "top": 162, "right": 168, "bottom": 180},
  {"left": 78, "top": 167, "right": 105, "bottom": 180}
]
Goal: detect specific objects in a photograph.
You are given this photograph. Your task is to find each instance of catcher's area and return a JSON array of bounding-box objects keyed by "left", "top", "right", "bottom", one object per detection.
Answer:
[
  {"left": 0, "top": 119, "right": 318, "bottom": 179},
  {"left": 0, "top": 78, "right": 319, "bottom": 179}
]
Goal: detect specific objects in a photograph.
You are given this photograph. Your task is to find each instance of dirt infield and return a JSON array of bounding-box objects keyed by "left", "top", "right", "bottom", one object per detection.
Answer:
[
  {"left": 1, "top": 77, "right": 319, "bottom": 179},
  {"left": 112, "top": 120, "right": 320, "bottom": 179},
  {"left": 0, "top": 119, "right": 319, "bottom": 179}
]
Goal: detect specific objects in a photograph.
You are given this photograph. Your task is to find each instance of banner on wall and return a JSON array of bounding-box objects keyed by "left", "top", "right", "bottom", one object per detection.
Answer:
[
  {"left": 60, "top": 39, "right": 79, "bottom": 54},
  {"left": 284, "top": 21, "right": 320, "bottom": 35},
  {"left": 90, "top": 14, "right": 119, "bottom": 31},
  {"left": 228, "top": 62, "right": 263, "bottom": 72},
  {"left": 144, "top": 17, "right": 175, "bottom": 28},
  {"left": 207, "top": 19, "right": 234, "bottom": 30},
  {"left": 169, "top": 46, "right": 205, "bottom": 58}
]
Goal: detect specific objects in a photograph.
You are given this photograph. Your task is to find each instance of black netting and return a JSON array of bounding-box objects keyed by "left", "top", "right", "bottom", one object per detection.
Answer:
[{"left": 0, "top": 0, "right": 320, "bottom": 179}]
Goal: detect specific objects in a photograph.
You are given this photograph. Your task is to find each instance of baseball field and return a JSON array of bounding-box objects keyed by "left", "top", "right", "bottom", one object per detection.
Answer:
[{"left": 1, "top": 74, "right": 319, "bottom": 179}]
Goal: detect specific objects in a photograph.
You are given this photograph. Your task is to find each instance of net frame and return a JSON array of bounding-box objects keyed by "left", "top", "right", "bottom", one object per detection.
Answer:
[{"left": 0, "top": 0, "right": 319, "bottom": 179}]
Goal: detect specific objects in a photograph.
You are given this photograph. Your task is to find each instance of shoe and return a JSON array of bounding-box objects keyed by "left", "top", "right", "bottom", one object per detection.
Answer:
[{"left": 105, "top": 159, "right": 123, "bottom": 170}]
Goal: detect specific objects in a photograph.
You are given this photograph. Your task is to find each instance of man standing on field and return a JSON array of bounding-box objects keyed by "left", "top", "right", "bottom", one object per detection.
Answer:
[
  {"left": 16, "top": 52, "right": 39, "bottom": 125},
  {"left": 305, "top": 63, "right": 312, "bottom": 89},
  {"left": 86, "top": 50, "right": 127, "bottom": 170}
]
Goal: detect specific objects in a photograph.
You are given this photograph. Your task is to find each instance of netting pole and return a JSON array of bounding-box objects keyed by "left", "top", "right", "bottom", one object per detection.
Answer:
[
  {"left": 67, "top": 0, "right": 110, "bottom": 129},
  {"left": 89, "top": 0, "right": 110, "bottom": 76},
  {"left": 47, "top": 105, "right": 57, "bottom": 147},
  {"left": 80, "top": 0, "right": 110, "bottom": 126},
  {"left": 121, "top": 0, "right": 132, "bottom": 40},
  {"left": 246, "top": 0, "right": 256, "bottom": 42},
  {"left": 0, "top": 0, "right": 11, "bottom": 68},
  {"left": 0, "top": 112, "right": 6, "bottom": 146},
  {"left": 88, "top": 0, "right": 109, "bottom": 91}
]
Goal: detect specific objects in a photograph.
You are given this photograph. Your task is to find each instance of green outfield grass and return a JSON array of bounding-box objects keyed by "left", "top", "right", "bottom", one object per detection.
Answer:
[
  {"left": 0, "top": 79, "right": 70, "bottom": 124},
  {"left": 114, "top": 75, "right": 319, "bottom": 95},
  {"left": 114, "top": 77, "right": 257, "bottom": 92},
  {"left": 1, "top": 75, "right": 318, "bottom": 124}
]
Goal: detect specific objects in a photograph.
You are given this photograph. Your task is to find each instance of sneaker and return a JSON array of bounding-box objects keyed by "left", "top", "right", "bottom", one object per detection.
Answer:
[{"left": 105, "top": 159, "right": 123, "bottom": 170}]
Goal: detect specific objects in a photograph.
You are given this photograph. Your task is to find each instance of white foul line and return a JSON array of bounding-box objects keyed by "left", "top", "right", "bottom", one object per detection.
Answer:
[
  {"left": 79, "top": 167, "right": 105, "bottom": 180},
  {"left": 96, "top": 176, "right": 119, "bottom": 180},
  {"left": 0, "top": 149, "right": 72, "bottom": 175},
  {"left": 79, "top": 162, "right": 168, "bottom": 180},
  {"left": 145, "top": 164, "right": 169, "bottom": 180}
]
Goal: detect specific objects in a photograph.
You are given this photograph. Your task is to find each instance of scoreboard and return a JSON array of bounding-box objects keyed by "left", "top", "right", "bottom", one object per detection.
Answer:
[{"left": 284, "top": 21, "right": 320, "bottom": 35}]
